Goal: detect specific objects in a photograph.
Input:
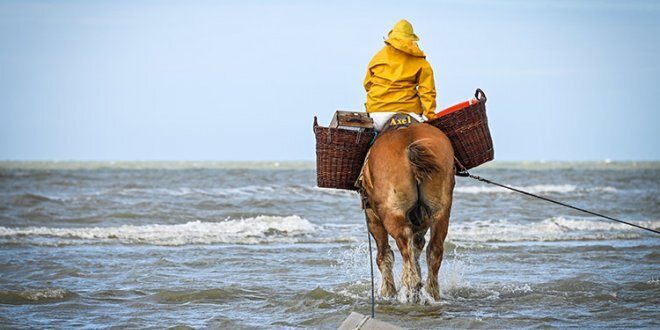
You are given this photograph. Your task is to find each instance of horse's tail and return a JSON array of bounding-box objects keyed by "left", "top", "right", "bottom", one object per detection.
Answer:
[
  {"left": 408, "top": 139, "right": 441, "bottom": 183},
  {"left": 406, "top": 139, "right": 439, "bottom": 226}
]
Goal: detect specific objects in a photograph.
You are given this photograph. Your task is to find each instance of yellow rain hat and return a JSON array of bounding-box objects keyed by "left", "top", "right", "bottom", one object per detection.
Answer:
[{"left": 387, "top": 19, "right": 419, "bottom": 41}]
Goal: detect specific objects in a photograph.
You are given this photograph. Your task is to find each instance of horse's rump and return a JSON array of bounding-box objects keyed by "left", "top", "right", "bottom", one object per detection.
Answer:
[{"left": 408, "top": 138, "right": 441, "bottom": 183}]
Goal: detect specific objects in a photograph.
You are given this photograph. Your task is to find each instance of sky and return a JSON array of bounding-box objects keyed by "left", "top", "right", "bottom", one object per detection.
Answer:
[{"left": 1, "top": 0, "right": 659, "bottom": 161}]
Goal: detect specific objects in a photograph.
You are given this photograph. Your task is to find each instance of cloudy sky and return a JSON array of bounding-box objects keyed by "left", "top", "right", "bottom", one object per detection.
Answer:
[{"left": 1, "top": 0, "right": 659, "bottom": 161}]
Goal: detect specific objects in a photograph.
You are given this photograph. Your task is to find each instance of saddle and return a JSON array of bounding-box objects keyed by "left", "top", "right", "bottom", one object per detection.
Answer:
[{"left": 380, "top": 113, "right": 420, "bottom": 133}]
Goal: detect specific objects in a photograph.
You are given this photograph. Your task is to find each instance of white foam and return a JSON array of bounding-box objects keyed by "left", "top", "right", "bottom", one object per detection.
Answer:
[
  {"left": 447, "top": 217, "right": 658, "bottom": 243},
  {"left": 21, "top": 288, "right": 71, "bottom": 301},
  {"left": 587, "top": 186, "right": 618, "bottom": 193},
  {"left": 111, "top": 183, "right": 617, "bottom": 198},
  {"left": 455, "top": 184, "right": 617, "bottom": 195},
  {"left": 116, "top": 186, "right": 280, "bottom": 197},
  {"left": 329, "top": 242, "right": 371, "bottom": 281},
  {"left": 313, "top": 187, "right": 358, "bottom": 197},
  {"left": 0, "top": 215, "right": 318, "bottom": 246},
  {"left": 114, "top": 185, "right": 354, "bottom": 200}
]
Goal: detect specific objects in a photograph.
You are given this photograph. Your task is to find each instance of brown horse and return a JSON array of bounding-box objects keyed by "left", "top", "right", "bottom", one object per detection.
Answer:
[{"left": 357, "top": 123, "right": 455, "bottom": 302}]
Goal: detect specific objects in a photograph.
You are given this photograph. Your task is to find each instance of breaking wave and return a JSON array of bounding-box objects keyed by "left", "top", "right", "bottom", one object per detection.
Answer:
[
  {"left": 2, "top": 215, "right": 654, "bottom": 247},
  {"left": 15, "top": 185, "right": 357, "bottom": 204},
  {"left": 447, "top": 217, "right": 659, "bottom": 243},
  {"left": 0, "top": 215, "right": 319, "bottom": 246},
  {"left": 455, "top": 184, "right": 617, "bottom": 195},
  {"left": 0, "top": 288, "right": 77, "bottom": 305},
  {"left": 112, "top": 185, "right": 356, "bottom": 198}
]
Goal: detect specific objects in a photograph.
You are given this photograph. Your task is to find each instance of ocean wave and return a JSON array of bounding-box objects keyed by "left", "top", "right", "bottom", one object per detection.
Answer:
[
  {"left": 0, "top": 288, "right": 76, "bottom": 305},
  {"left": 113, "top": 185, "right": 354, "bottom": 199},
  {"left": 6, "top": 185, "right": 344, "bottom": 205},
  {"left": 447, "top": 217, "right": 658, "bottom": 243},
  {"left": 455, "top": 184, "right": 617, "bottom": 195},
  {"left": 0, "top": 215, "right": 319, "bottom": 246},
  {"left": 0, "top": 184, "right": 620, "bottom": 203},
  {"left": 441, "top": 279, "right": 616, "bottom": 304},
  {"left": 148, "top": 287, "right": 269, "bottom": 304},
  {"left": 12, "top": 193, "right": 63, "bottom": 206},
  {"left": 117, "top": 186, "right": 277, "bottom": 197}
]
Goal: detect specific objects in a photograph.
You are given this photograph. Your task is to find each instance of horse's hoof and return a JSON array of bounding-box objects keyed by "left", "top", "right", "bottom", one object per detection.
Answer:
[
  {"left": 407, "top": 292, "right": 420, "bottom": 304},
  {"left": 426, "top": 279, "right": 440, "bottom": 300},
  {"left": 427, "top": 289, "right": 440, "bottom": 301}
]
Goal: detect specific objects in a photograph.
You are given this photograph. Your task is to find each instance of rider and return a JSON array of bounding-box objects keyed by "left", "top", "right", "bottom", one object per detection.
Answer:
[{"left": 364, "top": 19, "right": 437, "bottom": 132}]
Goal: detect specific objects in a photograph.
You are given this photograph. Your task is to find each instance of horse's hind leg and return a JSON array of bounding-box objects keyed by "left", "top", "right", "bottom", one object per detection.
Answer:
[
  {"left": 388, "top": 219, "right": 422, "bottom": 303},
  {"left": 366, "top": 208, "right": 396, "bottom": 298},
  {"left": 412, "top": 230, "right": 426, "bottom": 285},
  {"left": 426, "top": 203, "right": 451, "bottom": 300}
]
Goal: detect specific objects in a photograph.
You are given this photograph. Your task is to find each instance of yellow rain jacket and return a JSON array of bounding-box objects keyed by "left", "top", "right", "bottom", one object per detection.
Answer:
[{"left": 363, "top": 38, "right": 436, "bottom": 119}]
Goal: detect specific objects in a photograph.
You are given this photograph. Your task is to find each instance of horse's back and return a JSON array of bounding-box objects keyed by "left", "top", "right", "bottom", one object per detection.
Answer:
[{"left": 371, "top": 123, "right": 454, "bottom": 169}]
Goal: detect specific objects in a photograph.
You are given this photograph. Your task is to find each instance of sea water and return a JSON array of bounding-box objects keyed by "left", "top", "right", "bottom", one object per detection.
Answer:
[{"left": 0, "top": 161, "right": 658, "bottom": 329}]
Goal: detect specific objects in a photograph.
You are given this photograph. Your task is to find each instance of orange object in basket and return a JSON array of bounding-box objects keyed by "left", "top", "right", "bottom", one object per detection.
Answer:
[{"left": 436, "top": 98, "right": 479, "bottom": 117}]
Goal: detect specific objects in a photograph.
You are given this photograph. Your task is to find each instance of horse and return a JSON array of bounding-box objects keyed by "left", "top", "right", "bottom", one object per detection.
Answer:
[{"left": 357, "top": 122, "right": 455, "bottom": 302}]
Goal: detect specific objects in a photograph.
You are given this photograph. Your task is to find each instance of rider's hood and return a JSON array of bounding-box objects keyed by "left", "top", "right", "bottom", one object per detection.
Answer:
[{"left": 384, "top": 38, "right": 426, "bottom": 58}]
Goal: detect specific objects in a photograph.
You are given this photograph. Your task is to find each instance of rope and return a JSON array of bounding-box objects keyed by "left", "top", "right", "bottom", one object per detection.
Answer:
[
  {"left": 365, "top": 214, "right": 375, "bottom": 318},
  {"left": 459, "top": 172, "right": 660, "bottom": 235}
]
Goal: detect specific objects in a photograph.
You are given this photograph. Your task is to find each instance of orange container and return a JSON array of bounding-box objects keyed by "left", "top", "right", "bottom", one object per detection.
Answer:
[{"left": 426, "top": 88, "right": 494, "bottom": 170}]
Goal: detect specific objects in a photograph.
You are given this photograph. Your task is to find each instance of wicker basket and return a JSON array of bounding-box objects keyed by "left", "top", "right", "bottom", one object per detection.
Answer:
[
  {"left": 426, "top": 88, "right": 494, "bottom": 170},
  {"left": 313, "top": 116, "right": 375, "bottom": 190}
]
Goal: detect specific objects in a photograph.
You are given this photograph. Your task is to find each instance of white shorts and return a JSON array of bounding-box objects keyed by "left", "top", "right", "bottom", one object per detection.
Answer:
[{"left": 369, "top": 112, "right": 424, "bottom": 132}]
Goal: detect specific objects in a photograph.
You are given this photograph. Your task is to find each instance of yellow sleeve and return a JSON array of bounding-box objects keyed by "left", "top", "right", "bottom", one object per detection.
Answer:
[
  {"left": 418, "top": 62, "right": 437, "bottom": 118},
  {"left": 363, "top": 67, "right": 373, "bottom": 92}
]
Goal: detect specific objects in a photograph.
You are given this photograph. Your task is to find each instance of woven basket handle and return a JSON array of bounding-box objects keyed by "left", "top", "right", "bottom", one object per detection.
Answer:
[
  {"left": 475, "top": 88, "right": 487, "bottom": 103},
  {"left": 313, "top": 116, "right": 332, "bottom": 143}
]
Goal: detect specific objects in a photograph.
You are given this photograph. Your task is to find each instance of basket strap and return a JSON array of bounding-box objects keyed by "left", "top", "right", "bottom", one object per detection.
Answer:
[
  {"left": 475, "top": 88, "right": 487, "bottom": 103},
  {"left": 355, "top": 151, "right": 371, "bottom": 210},
  {"left": 356, "top": 129, "right": 362, "bottom": 144},
  {"left": 454, "top": 156, "right": 469, "bottom": 176},
  {"left": 326, "top": 128, "right": 332, "bottom": 144}
]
